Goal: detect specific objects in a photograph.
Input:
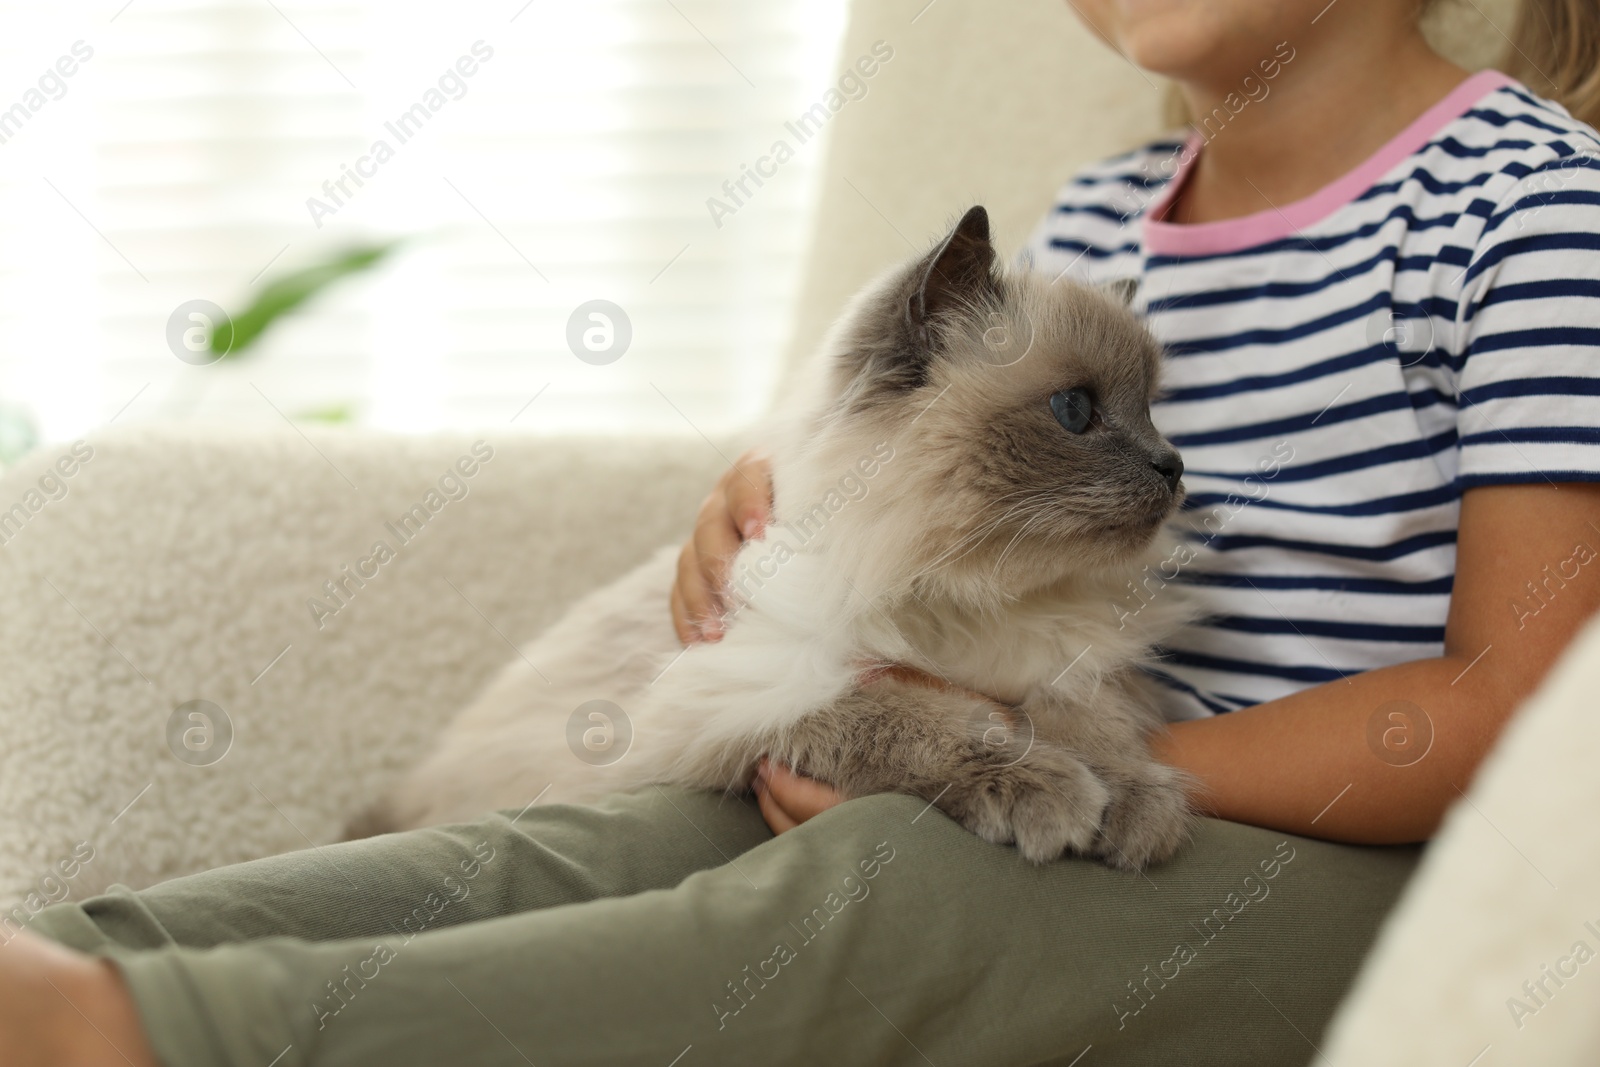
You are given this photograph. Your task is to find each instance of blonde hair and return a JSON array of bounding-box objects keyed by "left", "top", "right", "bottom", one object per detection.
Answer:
[{"left": 1503, "top": 0, "right": 1600, "bottom": 128}]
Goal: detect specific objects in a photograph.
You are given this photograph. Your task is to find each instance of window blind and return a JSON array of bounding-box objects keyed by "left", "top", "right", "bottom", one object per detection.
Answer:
[{"left": 0, "top": 0, "right": 849, "bottom": 444}]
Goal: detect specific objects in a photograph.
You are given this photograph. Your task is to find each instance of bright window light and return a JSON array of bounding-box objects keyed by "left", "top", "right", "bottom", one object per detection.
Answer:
[{"left": 0, "top": 0, "right": 850, "bottom": 446}]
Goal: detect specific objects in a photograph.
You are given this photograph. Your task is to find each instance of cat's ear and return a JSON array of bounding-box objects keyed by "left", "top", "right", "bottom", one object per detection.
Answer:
[
  {"left": 1099, "top": 276, "right": 1139, "bottom": 308},
  {"left": 906, "top": 205, "right": 998, "bottom": 342}
]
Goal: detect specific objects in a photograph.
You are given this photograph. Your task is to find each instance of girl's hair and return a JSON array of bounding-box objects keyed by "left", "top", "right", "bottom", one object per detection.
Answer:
[{"left": 1503, "top": 0, "right": 1600, "bottom": 129}]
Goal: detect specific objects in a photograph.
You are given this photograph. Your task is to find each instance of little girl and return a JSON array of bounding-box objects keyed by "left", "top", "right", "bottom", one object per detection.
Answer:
[{"left": 10, "top": 1, "right": 1600, "bottom": 1064}]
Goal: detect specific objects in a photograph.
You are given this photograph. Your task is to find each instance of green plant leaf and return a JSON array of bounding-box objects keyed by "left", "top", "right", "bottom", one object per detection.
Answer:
[
  {"left": 213, "top": 241, "right": 402, "bottom": 357},
  {"left": 296, "top": 404, "right": 356, "bottom": 424}
]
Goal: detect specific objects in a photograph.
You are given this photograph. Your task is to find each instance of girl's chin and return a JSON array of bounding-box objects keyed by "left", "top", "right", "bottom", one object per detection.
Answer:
[
  {"left": 1115, "top": 26, "right": 1228, "bottom": 77},
  {"left": 1091, "top": 1, "right": 1280, "bottom": 82},
  {"left": 1112, "top": 0, "right": 1200, "bottom": 17}
]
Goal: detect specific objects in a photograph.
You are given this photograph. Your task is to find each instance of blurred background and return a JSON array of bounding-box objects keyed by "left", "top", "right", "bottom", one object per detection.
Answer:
[
  {"left": 0, "top": 0, "right": 1515, "bottom": 464},
  {"left": 0, "top": 0, "right": 851, "bottom": 454}
]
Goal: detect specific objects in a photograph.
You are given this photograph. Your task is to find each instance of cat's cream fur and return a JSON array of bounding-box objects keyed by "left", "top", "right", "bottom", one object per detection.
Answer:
[{"left": 357, "top": 206, "right": 1195, "bottom": 868}]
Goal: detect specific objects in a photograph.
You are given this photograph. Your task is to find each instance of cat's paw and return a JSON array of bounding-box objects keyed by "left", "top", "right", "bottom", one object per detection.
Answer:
[
  {"left": 938, "top": 745, "right": 1112, "bottom": 864},
  {"left": 1089, "top": 760, "right": 1192, "bottom": 871}
]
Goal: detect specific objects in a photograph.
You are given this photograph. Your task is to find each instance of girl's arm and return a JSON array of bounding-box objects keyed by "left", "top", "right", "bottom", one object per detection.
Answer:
[{"left": 1153, "top": 482, "right": 1600, "bottom": 843}]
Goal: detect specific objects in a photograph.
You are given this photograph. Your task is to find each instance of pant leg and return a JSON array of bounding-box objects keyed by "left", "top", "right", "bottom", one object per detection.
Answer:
[
  {"left": 30, "top": 786, "right": 771, "bottom": 951},
  {"left": 38, "top": 787, "right": 1418, "bottom": 1067}
]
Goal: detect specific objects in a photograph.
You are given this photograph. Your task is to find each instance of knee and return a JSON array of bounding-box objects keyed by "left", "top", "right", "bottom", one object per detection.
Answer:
[
  {"left": 823, "top": 791, "right": 926, "bottom": 827},
  {"left": 488, "top": 785, "right": 771, "bottom": 864},
  {"left": 799, "top": 791, "right": 954, "bottom": 856}
]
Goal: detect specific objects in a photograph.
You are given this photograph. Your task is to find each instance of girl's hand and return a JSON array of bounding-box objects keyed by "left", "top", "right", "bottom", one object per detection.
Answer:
[
  {"left": 752, "top": 758, "right": 843, "bottom": 833},
  {"left": 670, "top": 448, "right": 774, "bottom": 644}
]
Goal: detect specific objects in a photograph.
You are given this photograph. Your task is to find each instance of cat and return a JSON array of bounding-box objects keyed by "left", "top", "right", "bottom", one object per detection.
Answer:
[{"left": 353, "top": 205, "right": 1195, "bottom": 869}]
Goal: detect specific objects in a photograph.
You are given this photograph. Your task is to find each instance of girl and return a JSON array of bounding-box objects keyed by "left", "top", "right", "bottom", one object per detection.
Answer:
[{"left": 10, "top": 1, "right": 1600, "bottom": 1064}]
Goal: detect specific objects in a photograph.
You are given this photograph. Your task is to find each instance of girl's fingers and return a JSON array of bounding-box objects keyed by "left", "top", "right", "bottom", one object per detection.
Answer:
[
  {"left": 760, "top": 759, "right": 844, "bottom": 824},
  {"left": 672, "top": 541, "right": 712, "bottom": 644},
  {"left": 753, "top": 771, "right": 799, "bottom": 834},
  {"left": 669, "top": 448, "right": 775, "bottom": 644},
  {"left": 725, "top": 450, "right": 775, "bottom": 539},
  {"left": 689, "top": 495, "right": 743, "bottom": 639},
  {"left": 669, "top": 581, "right": 696, "bottom": 646}
]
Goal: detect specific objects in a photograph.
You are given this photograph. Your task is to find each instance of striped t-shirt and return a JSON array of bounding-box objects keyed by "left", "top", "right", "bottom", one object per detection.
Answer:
[{"left": 1021, "top": 70, "right": 1600, "bottom": 719}]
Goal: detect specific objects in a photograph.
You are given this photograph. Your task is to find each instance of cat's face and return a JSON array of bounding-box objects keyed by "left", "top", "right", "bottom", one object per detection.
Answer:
[{"left": 795, "top": 206, "right": 1183, "bottom": 603}]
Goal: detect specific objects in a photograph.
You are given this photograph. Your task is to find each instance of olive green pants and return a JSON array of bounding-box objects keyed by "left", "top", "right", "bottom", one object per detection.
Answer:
[{"left": 31, "top": 788, "right": 1417, "bottom": 1066}]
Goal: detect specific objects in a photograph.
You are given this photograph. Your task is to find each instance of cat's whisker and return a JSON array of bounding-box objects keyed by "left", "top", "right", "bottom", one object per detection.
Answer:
[
  {"left": 917, "top": 493, "right": 1053, "bottom": 573},
  {"left": 992, "top": 509, "right": 1054, "bottom": 577},
  {"left": 924, "top": 492, "right": 1066, "bottom": 576}
]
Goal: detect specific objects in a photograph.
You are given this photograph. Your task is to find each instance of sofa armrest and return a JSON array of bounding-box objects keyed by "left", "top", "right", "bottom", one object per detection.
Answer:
[
  {"left": 1320, "top": 613, "right": 1600, "bottom": 1065},
  {"left": 0, "top": 427, "right": 727, "bottom": 903}
]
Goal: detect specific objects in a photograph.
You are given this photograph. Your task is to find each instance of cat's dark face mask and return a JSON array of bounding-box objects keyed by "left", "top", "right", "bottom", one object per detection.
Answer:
[{"left": 825, "top": 205, "right": 1185, "bottom": 587}]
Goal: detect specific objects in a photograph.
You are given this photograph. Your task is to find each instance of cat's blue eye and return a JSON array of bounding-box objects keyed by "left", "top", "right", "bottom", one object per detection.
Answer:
[{"left": 1050, "top": 388, "right": 1093, "bottom": 434}]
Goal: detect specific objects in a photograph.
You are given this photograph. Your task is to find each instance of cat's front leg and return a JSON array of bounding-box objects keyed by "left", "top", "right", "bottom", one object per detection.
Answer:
[
  {"left": 772, "top": 679, "right": 1113, "bottom": 864},
  {"left": 1022, "top": 681, "right": 1193, "bottom": 871},
  {"left": 1087, "top": 755, "right": 1192, "bottom": 871}
]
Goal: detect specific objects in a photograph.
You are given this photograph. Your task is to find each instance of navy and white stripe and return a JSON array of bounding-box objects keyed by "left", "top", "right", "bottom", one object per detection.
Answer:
[{"left": 1023, "top": 72, "right": 1600, "bottom": 719}]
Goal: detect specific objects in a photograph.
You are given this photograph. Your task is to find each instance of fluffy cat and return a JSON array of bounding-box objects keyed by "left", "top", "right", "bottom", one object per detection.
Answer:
[{"left": 354, "top": 206, "right": 1195, "bottom": 868}]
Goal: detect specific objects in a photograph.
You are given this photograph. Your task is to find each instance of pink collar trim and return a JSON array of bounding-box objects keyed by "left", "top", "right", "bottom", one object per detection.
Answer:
[{"left": 1141, "top": 69, "right": 1516, "bottom": 257}]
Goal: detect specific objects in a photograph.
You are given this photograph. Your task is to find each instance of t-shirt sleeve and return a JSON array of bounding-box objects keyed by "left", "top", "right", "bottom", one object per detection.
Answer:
[{"left": 1454, "top": 150, "right": 1600, "bottom": 487}]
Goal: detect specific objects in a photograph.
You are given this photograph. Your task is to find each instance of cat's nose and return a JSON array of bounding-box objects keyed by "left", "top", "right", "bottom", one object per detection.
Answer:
[{"left": 1150, "top": 452, "right": 1184, "bottom": 493}]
